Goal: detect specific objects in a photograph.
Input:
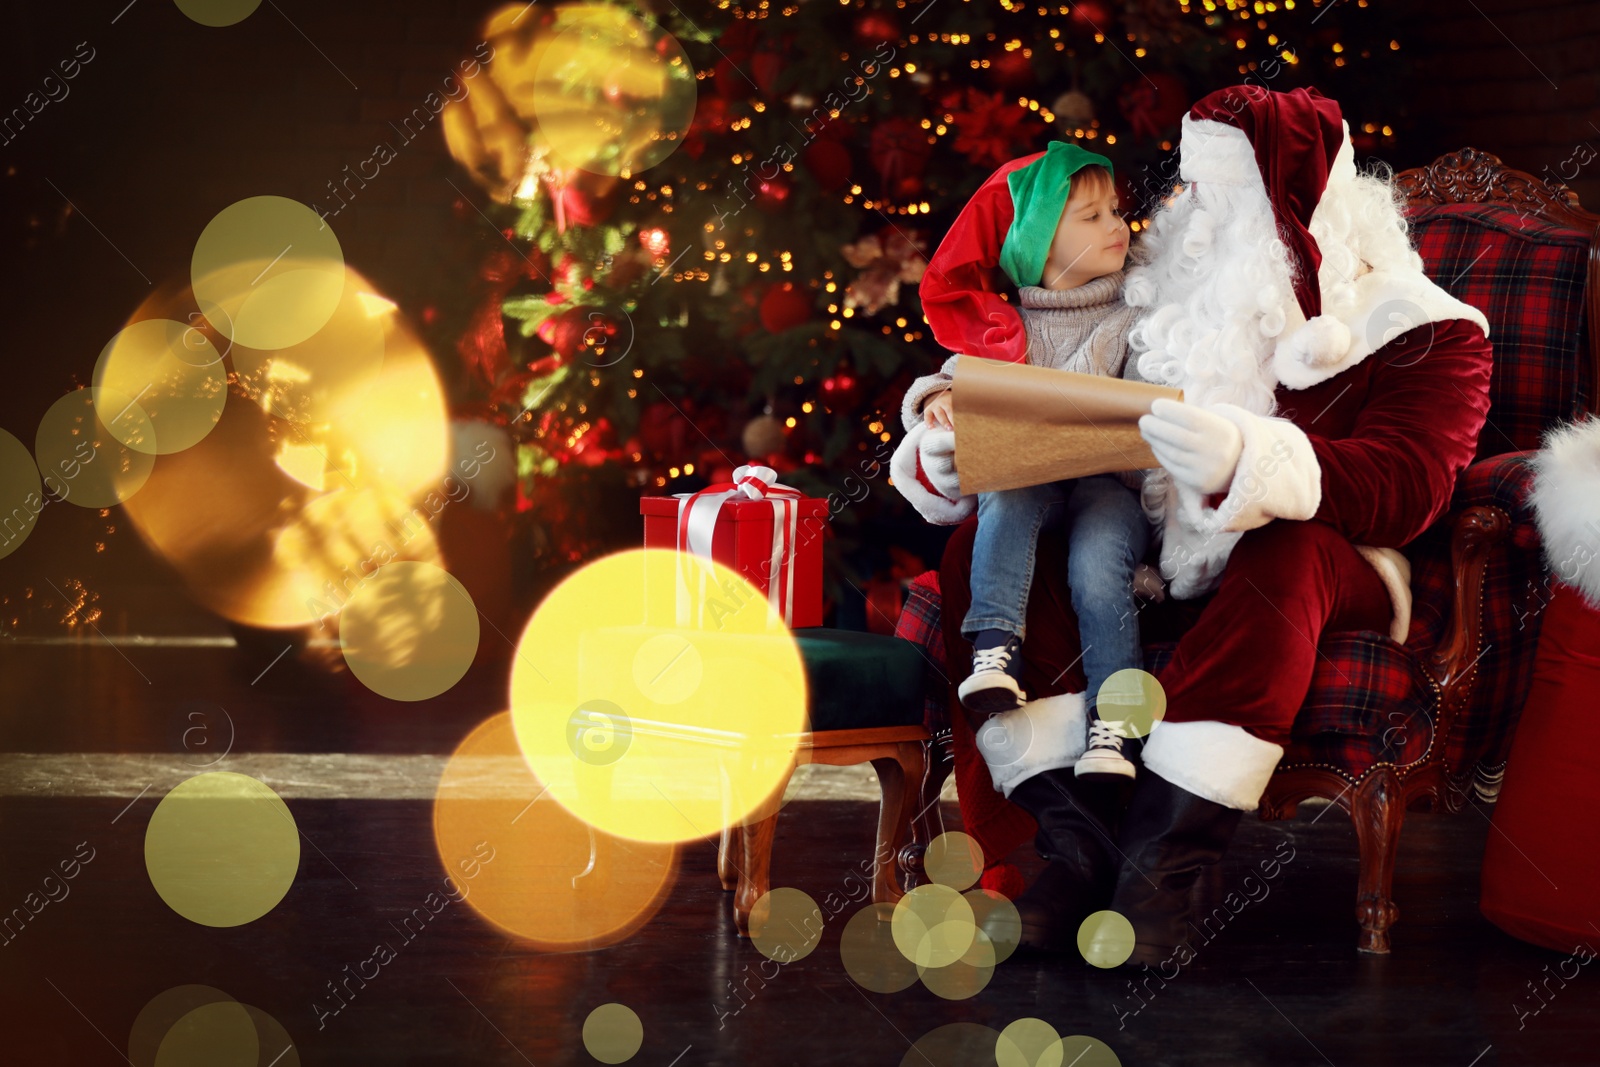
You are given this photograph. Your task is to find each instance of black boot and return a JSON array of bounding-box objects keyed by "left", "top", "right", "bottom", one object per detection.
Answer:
[
  {"left": 999, "top": 768, "right": 1126, "bottom": 953},
  {"left": 1091, "top": 769, "right": 1243, "bottom": 969}
]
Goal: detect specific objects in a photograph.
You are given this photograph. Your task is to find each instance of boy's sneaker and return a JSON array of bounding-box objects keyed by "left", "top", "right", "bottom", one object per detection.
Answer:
[
  {"left": 1075, "top": 715, "right": 1137, "bottom": 781},
  {"left": 958, "top": 630, "right": 1027, "bottom": 715}
]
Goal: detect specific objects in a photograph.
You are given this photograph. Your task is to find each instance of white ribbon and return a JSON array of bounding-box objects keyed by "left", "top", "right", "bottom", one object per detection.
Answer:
[{"left": 672, "top": 464, "right": 802, "bottom": 627}]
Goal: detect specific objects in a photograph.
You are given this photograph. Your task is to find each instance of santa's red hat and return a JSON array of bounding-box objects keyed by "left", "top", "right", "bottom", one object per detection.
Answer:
[{"left": 1179, "top": 85, "right": 1356, "bottom": 366}]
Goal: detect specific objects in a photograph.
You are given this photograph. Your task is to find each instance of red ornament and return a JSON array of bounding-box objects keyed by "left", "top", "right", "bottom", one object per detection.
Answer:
[
  {"left": 988, "top": 48, "right": 1035, "bottom": 91},
  {"left": 544, "top": 171, "right": 617, "bottom": 230},
  {"left": 853, "top": 12, "right": 899, "bottom": 46},
  {"left": 537, "top": 306, "right": 616, "bottom": 361},
  {"left": 803, "top": 138, "right": 853, "bottom": 191},
  {"left": 759, "top": 282, "right": 813, "bottom": 334},
  {"left": 754, "top": 172, "right": 793, "bottom": 214},
  {"left": 1068, "top": 0, "right": 1113, "bottom": 33},
  {"left": 1118, "top": 73, "right": 1189, "bottom": 141},
  {"left": 869, "top": 117, "right": 933, "bottom": 193},
  {"left": 947, "top": 87, "right": 1047, "bottom": 169},
  {"left": 714, "top": 56, "right": 751, "bottom": 101}
]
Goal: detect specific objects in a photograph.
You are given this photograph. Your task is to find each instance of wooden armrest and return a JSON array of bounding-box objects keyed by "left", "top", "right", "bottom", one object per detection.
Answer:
[{"left": 1426, "top": 505, "right": 1512, "bottom": 708}]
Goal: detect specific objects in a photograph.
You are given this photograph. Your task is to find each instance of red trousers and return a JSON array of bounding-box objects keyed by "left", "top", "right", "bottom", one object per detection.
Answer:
[{"left": 940, "top": 515, "right": 1393, "bottom": 867}]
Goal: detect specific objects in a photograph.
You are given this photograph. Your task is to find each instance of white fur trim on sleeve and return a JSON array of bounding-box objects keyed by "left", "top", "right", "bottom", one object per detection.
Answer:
[
  {"left": 889, "top": 422, "right": 975, "bottom": 525},
  {"left": 1180, "top": 404, "right": 1322, "bottom": 535},
  {"left": 1531, "top": 415, "right": 1600, "bottom": 609},
  {"left": 1140, "top": 719, "right": 1285, "bottom": 811},
  {"left": 972, "top": 691, "right": 1088, "bottom": 797},
  {"left": 1354, "top": 544, "right": 1413, "bottom": 645},
  {"left": 900, "top": 354, "right": 962, "bottom": 432},
  {"left": 1271, "top": 268, "right": 1492, "bottom": 390}
]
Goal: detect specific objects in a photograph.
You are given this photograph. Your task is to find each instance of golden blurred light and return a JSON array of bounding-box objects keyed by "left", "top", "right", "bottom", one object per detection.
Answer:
[
  {"left": 191, "top": 196, "right": 345, "bottom": 351},
  {"left": 139, "top": 997, "right": 297, "bottom": 1067},
  {"left": 582, "top": 1003, "right": 644, "bottom": 1064},
  {"left": 118, "top": 269, "right": 450, "bottom": 629},
  {"left": 1055, "top": 1035, "right": 1122, "bottom": 1066},
  {"left": 1078, "top": 909, "right": 1136, "bottom": 969},
  {"left": 34, "top": 388, "right": 154, "bottom": 508},
  {"left": 996, "top": 1018, "right": 1065, "bottom": 1067},
  {"left": 92, "top": 319, "right": 227, "bottom": 455},
  {"left": 0, "top": 428, "right": 44, "bottom": 560},
  {"left": 143, "top": 772, "right": 300, "bottom": 927},
  {"left": 840, "top": 902, "right": 920, "bottom": 993},
  {"left": 919, "top": 926, "right": 996, "bottom": 999},
  {"left": 452, "top": 2, "right": 695, "bottom": 190},
  {"left": 891, "top": 884, "right": 975, "bottom": 969},
  {"left": 964, "top": 887, "right": 1022, "bottom": 964},
  {"left": 509, "top": 549, "right": 806, "bottom": 845},
  {"left": 750, "top": 887, "right": 823, "bottom": 962},
  {"left": 924, "top": 831, "right": 984, "bottom": 891},
  {"left": 1095, "top": 669, "right": 1166, "bottom": 739},
  {"left": 339, "top": 561, "right": 480, "bottom": 701},
  {"left": 230, "top": 268, "right": 386, "bottom": 427},
  {"left": 431, "top": 712, "right": 678, "bottom": 950},
  {"left": 173, "top": 0, "right": 262, "bottom": 26},
  {"left": 901, "top": 1024, "right": 1005, "bottom": 1067}
]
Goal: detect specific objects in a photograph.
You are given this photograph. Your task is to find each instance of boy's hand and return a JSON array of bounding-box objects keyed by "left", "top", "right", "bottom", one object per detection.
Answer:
[{"left": 923, "top": 389, "right": 955, "bottom": 430}]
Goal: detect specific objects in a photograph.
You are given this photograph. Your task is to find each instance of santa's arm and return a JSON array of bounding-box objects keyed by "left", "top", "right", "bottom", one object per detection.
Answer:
[
  {"left": 1303, "top": 319, "right": 1492, "bottom": 546},
  {"left": 1163, "top": 320, "right": 1491, "bottom": 544}
]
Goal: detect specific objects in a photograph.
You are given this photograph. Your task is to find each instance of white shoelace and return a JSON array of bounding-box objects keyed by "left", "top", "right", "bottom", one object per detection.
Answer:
[
  {"left": 1087, "top": 718, "right": 1126, "bottom": 749},
  {"left": 972, "top": 645, "right": 1015, "bottom": 673}
]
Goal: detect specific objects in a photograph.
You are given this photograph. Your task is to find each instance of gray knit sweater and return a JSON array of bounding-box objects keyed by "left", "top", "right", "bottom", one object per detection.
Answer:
[{"left": 900, "top": 269, "right": 1150, "bottom": 491}]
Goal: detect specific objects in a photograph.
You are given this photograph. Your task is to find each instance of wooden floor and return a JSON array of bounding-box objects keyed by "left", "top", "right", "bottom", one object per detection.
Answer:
[{"left": 1, "top": 644, "right": 1594, "bottom": 1066}]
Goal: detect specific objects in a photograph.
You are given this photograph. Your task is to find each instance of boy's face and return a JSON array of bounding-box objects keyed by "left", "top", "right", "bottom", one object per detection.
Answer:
[{"left": 1040, "top": 179, "right": 1129, "bottom": 289}]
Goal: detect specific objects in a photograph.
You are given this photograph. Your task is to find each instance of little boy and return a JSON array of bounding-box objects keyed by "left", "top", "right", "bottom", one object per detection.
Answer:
[{"left": 901, "top": 143, "right": 1153, "bottom": 781}]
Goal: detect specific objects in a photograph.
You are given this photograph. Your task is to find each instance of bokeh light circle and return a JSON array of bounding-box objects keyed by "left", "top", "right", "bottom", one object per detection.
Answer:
[
  {"left": 0, "top": 428, "right": 43, "bottom": 560},
  {"left": 531, "top": 5, "right": 697, "bottom": 177},
  {"left": 582, "top": 1002, "right": 643, "bottom": 1064},
  {"left": 840, "top": 902, "right": 919, "bottom": 993},
  {"left": 1057, "top": 1035, "right": 1122, "bottom": 1066},
  {"left": 965, "top": 888, "right": 1022, "bottom": 965},
  {"left": 1077, "top": 909, "right": 1136, "bottom": 969},
  {"left": 567, "top": 699, "right": 633, "bottom": 766},
  {"left": 1094, "top": 669, "right": 1166, "bottom": 739},
  {"left": 92, "top": 319, "right": 227, "bottom": 455},
  {"left": 173, "top": 0, "right": 262, "bottom": 27},
  {"left": 432, "top": 712, "right": 678, "bottom": 950},
  {"left": 996, "top": 1018, "right": 1065, "bottom": 1067},
  {"left": 191, "top": 196, "right": 344, "bottom": 350},
  {"left": 154, "top": 1001, "right": 258, "bottom": 1067},
  {"left": 143, "top": 772, "right": 300, "bottom": 927},
  {"left": 35, "top": 388, "right": 154, "bottom": 508},
  {"left": 339, "top": 561, "right": 480, "bottom": 701},
  {"left": 901, "top": 1023, "right": 1004, "bottom": 1067},
  {"left": 924, "top": 831, "right": 984, "bottom": 891},
  {"left": 918, "top": 927, "right": 996, "bottom": 1000},
  {"left": 509, "top": 549, "right": 806, "bottom": 845},
  {"left": 891, "top": 884, "right": 975, "bottom": 969},
  {"left": 749, "top": 887, "right": 823, "bottom": 963}
]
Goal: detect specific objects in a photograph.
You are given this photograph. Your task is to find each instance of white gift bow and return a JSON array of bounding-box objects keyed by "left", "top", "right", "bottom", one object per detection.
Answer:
[{"left": 673, "top": 464, "right": 801, "bottom": 626}]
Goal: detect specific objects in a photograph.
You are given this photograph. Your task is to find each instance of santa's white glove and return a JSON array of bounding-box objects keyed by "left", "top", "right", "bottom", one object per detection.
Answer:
[
  {"left": 1138, "top": 397, "right": 1243, "bottom": 495},
  {"left": 920, "top": 426, "right": 961, "bottom": 499}
]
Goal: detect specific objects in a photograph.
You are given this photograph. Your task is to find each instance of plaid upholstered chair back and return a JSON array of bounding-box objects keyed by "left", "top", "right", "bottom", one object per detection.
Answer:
[{"left": 1399, "top": 149, "right": 1600, "bottom": 456}]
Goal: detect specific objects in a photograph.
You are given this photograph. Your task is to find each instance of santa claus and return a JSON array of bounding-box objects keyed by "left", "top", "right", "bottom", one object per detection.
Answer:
[{"left": 894, "top": 84, "right": 1493, "bottom": 966}]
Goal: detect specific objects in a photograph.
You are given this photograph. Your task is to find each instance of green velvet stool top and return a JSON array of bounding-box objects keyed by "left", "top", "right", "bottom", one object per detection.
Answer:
[{"left": 791, "top": 628, "right": 927, "bottom": 733}]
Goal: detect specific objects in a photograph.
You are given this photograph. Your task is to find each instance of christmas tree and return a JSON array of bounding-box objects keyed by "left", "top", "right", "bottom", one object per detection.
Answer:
[{"left": 438, "top": 0, "right": 1408, "bottom": 616}]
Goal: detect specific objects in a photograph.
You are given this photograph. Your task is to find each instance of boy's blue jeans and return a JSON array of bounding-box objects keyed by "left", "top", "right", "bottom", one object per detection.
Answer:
[{"left": 962, "top": 474, "right": 1150, "bottom": 712}]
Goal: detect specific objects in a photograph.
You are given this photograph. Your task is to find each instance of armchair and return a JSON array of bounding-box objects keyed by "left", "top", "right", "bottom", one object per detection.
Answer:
[{"left": 894, "top": 148, "right": 1600, "bottom": 954}]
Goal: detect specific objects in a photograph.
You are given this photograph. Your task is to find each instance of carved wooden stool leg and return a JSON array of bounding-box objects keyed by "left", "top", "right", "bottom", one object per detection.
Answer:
[
  {"left": 1351, "top": 766, "right": 1404, "bottom": 954},
  {"left": 717, "top": 823, "right": 742, "bottom": 892},
  {"left": 868, "top": 744, "right": 924, "bottom": 905},
  {"left": 901, "top": 733, "right": 954, "bottom": 890},
  {"left": 733, "top": 766, "right": 793, "bottom": 937}
]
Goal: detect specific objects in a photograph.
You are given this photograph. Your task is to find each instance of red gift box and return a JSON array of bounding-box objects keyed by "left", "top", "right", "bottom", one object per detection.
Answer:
[{"left": 641, "top": 470, "right": 830, "bottom": 629}]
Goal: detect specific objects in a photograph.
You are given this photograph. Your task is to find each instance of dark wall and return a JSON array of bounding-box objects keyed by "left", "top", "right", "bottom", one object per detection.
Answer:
[{"left": 1398, "top": 0, "right": 1600, "bottom": 208}]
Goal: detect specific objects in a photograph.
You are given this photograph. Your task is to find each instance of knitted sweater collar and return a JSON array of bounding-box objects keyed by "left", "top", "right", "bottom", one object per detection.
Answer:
[{"left": 1017, "top": 269, "right": 1125, "bottom": 310}]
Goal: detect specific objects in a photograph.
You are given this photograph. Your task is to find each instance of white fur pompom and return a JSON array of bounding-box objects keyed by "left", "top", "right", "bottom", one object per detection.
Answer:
[
  {"left": 1278, "top": 315, "right": 1352, "bottom": 369},
  {"left": 1531, "top": 416, "right": 1600, "bottom": 609},
  {"left": 1181, "top": 210, "right": 1216, "bottom": 260}
]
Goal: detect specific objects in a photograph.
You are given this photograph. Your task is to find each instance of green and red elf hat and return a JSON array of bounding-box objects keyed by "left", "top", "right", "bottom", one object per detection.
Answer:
[{"left": 919, "top": 141, "right": 1114, "bottom": 364}]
